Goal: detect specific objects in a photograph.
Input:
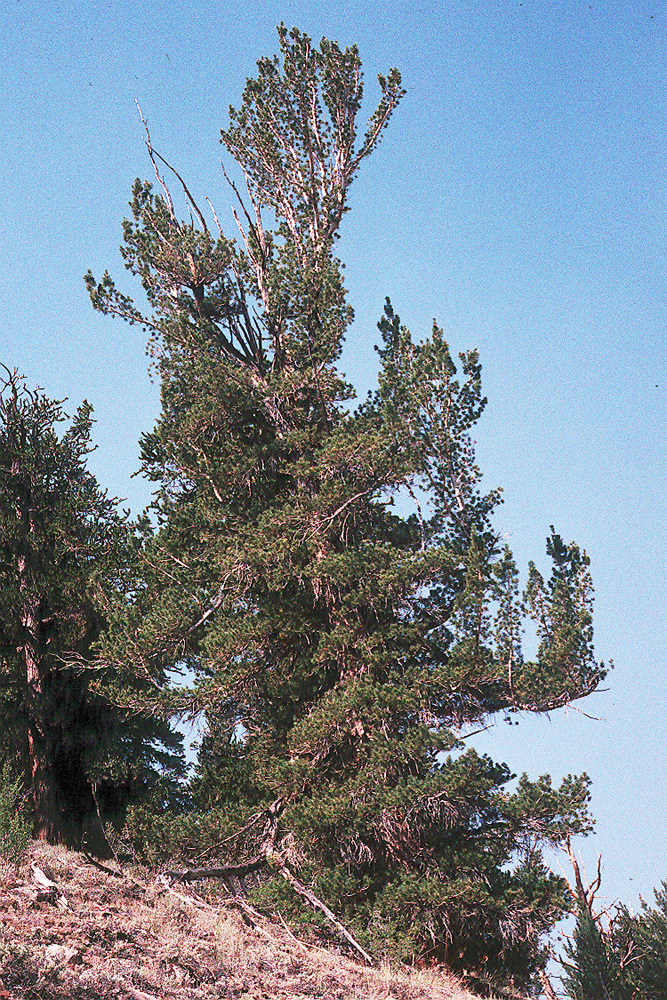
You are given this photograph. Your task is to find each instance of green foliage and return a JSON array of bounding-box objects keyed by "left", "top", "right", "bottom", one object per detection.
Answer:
[
  {"left": 87, "top": 25, "right": 607, "bottom": 992},
  {"left": 0, "top": 766, "right": 31, "bottom": 863},
  {"left": 0, "top": 368, "right": 183, "bottom": 852},
  {"left": 617, "top": 884, "right": 667, "bottom": 999},
  {"left": 564, "top": 886, "right": 667, "bottom": 1000},
  {"left": 563, "top": 907, "right": 626, "bottom": 1000}
]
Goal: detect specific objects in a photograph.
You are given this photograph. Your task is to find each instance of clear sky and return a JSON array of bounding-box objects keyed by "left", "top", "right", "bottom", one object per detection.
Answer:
[{"left": 1, "top": 0, "right": 665, "bottom": 937}]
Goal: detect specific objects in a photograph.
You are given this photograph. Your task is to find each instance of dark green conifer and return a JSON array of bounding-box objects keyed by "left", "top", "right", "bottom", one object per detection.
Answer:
[
  {"left": 87, "top": 26, "right": 607, "bottom": 989},
  {"left": 564, "top": 884, "right": 667, "bottom": 1000},
  {"left": 0, "top": 368, "right": 181, "bottom": 853},
  {"left": 563, "top": 908, "right": 623, "bottom": 1000},
  {"left": 614, "top": 885, "right": 667, "bottom": 999}
]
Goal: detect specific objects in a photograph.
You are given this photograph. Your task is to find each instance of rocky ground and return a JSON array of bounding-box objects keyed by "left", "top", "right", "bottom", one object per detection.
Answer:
[{"left": 0, "top": 842, "right": 499, "bottom": 1000}]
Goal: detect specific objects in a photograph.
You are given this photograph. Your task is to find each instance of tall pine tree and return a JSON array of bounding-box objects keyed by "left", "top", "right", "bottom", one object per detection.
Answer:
[
  {"left": 563, "top": 884, "right": 667, "bottom": 1000},
  {"left": 563, "top": 908, "right": 624, "bottom": 1000},
  {"left": 0, "top": 368, "right": 181, "bottom": 853},
  {"left": 87, "top": 26, "right": 606, "bottom": 991}
]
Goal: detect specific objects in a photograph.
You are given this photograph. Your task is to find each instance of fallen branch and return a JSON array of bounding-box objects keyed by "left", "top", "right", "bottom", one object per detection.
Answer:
[
  {"left": 162, "top": 795, "right": 373, "bottom": 967},
  {"left": 275, "top": 861, "right": 374, "bottom": 966},
  {"left": 165, "top": 797, "right": 284, "bottom": 891},
  {"left": 32, "top": 865, "right": 69, "bottom": 911},
  {"left": 157, "top": 872, "right": 282, "bottom": 945},
  {"left": 164, "top": 853, "right": 267, "bottom": 884},
  {"left": 83, "top": 852, "right": 124, "bottom": 878},
  {"left": 157, "top": 875, "right": 217, "bottom": 912},
  {"left": 228, "top": 897, "right": 284, "bottom": 944},
  {"left": 165, "top": 854, "right": 374, "bottom": 965},
  {"left": 277, "top": 910, "right": 311, "bottom": 953},
  {"left": 82, "top": 852, "right": 148, "bottom": 893}
]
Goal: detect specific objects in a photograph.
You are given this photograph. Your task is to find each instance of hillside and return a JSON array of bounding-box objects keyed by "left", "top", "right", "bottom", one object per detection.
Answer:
[{"left": 0, "top": 842, "right": 509, "bottom": 1000}]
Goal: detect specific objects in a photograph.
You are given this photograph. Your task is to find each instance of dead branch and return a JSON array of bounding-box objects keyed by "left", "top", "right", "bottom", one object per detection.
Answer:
[
  {"left": 564, "top": 836, "right": 603, "bottom": 916},
  {"left": 537, "top": 967, "right": 559, "bottom": 1000},
  {"left": 32, "top": 865, "right": 69, "bottom": 911},
  {"left": 158, "top": 871, "right": 284, "bottom": 946},
  {"left": 230, "top": 896, "right": 286, "bottom": 944},
  {"left": 83, "top": 852, "right": 124, "bottom": 878},
  {"left": 277, "top": 910, "right": 311, "bottom": 953},
  {"left": 186, "top": 805, "right": 268, "bottom": 861},
  {"left": 135, "top": 101, "right": 176, "bottom": 222},
  {"left": 159, "top": 794, "right": 374, "bottom": 967},
  {"left": 136, "top": 101, "right": 209, "bottom": 233},
  {"left": 157, "top": 875, "right": 217, "bottom": 912},
  {"left": 165, "top": 797, "right": 284, "bottom": 886},
  {"left": 274, "top": 861, "right": 374, "bottom": 966},
  {"left": 163, "top": 853, "right": 268, "bottom": 884}
]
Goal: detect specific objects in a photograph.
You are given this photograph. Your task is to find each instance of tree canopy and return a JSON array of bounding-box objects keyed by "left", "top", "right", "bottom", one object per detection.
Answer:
[
  {"left": 562, "top": 878, "right": 667, "bottom": 1000},
  {"left": 85, "top": 25, "right": 608, "bottom": 993},
  {"left": 0, "top": 368, "right": 182, "bottom": 853}
]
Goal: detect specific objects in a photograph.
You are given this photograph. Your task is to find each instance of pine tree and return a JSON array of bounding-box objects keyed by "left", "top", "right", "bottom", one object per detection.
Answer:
[
  {"left": 562, "top": 886, "right": 667, "bottom": 1000},
  {"left": 0, "top": 368, "right": 181, "bottom": 853},
  {"left": 614, "top": 884, "right": 667, "bottom": 999},
  {"left": 87, "top": 25, "right": 607, "bottom": 990},
  {"left": 555, "top": 837, "right": 667, "bottom": 1000},
  {"left": 563, "top": 908, "right": 625, "bottom": 1000}
]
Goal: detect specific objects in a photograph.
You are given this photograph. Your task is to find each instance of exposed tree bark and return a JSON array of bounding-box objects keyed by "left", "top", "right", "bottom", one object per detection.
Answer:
[
  {"left": 21, "top": 595, "right": 108, "bottom": 852},
  {"left": 272, "top": 860, "right": 374, "bottom": 966},
  {"left": 537, "top": 968, "right": 560, "bottom": 1000},
  {"left": 16, "top": 493, "right": 57, "bottom": 845},
  {"left": 15, "top": 477, "right": 107, "bottom": 853},
  {"left": 0, "top": 369, "right": 173, "bottom": 860},
  {"left": 23, "top": 614, "right": 53, "bottom": 841},
  {"left": 165, "top": 797, "right": 373, "bottom": 965}
]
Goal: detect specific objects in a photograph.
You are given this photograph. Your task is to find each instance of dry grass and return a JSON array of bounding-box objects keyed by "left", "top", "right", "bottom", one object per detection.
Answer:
[{"left": 0, "top": 842, "right": 506, "bottom": 1000}]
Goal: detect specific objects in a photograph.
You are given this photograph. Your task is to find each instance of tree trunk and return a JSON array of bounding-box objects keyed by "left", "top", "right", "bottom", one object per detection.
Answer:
[
  {"left": 23, "top": 627, "right": 70, "bottom": 847},
  {"left": 8, "top": 401, "right": 113, "bottom": 859},
  {"left": 21, "top": 586, "right": 55, "bottom": 842},
  {"left": 27, "top": 725, "right": 59, "bottom": 843},
  {"left": 26, "top": 712, "right": 110, "bottom": 854},
  {"left": 22, "top": 595, "right": 109, "bottom": 855}
]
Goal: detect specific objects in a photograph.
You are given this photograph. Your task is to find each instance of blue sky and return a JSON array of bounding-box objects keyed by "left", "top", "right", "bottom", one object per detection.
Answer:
[{"left": 1, "top": 0, "right": 665, "bottom": 937}]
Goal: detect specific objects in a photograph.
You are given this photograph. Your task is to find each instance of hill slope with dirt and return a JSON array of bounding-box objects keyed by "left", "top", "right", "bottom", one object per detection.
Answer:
[{"left": 0, "top": 843, "right": 509, "bottom": 1000}]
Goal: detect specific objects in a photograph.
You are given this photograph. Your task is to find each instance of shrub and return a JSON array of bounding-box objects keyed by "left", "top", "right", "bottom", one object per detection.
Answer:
[{"left": 0, "top": 765, "right": 31, "bottom": 863}]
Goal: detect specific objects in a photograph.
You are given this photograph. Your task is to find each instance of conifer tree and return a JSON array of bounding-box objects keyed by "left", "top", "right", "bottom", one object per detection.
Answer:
[
  {"left": 614, "top": 885, "right": 667, "bottom": 999},
  {"left": 87, "top": 25, "right": 607, "bottom": 990},
  {"left": 563, "top": 885, "right": 667, "bottom": 1000},
  {"left": 0, "top": 368, "right": 181, "bottom": 853},
  {"left": 563, "top": 908, "right": 625, "bottom": 1000}
]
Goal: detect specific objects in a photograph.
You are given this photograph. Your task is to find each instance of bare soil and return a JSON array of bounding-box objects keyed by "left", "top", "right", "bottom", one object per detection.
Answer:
[{"left": 0, "top": 842, "right": 497, "bottom": 1000}]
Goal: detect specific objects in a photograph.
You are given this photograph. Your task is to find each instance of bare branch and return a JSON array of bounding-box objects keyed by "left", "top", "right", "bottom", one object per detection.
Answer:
[
  {"left": 136, "top": 102, "right": 209, "bottom": 234},
  {"left": 206, "top": 196, "right": 224, "bottom": 238},
  {"left": 537, "top": 968, "right": 560, "bottom": 1000},
  {"left": 136, "top": 101, "right": 176, "bottom": 221},
  {"left": 273, "top": 861, "right": 375, "bottom": 966}
]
